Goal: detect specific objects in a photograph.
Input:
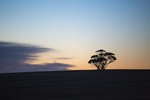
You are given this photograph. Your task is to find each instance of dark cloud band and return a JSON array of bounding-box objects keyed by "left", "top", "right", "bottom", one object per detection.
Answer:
[{"left": 0, "top": 41, "right": 74, "bottom": 73}]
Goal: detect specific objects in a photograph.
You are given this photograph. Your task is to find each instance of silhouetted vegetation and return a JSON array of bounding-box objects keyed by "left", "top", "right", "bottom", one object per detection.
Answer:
[{"left": 88, "top": 49, "right": 117, "bottom": 70}]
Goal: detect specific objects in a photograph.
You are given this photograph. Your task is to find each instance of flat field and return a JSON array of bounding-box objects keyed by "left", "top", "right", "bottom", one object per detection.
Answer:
[{"left": 0, "top": 70, "right": 150, "bottom": 100}]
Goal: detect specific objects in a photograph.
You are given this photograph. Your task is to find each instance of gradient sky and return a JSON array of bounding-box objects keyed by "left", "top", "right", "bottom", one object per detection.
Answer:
[{"left": 0, "top": 0, "right": 150, "bottom": 73}]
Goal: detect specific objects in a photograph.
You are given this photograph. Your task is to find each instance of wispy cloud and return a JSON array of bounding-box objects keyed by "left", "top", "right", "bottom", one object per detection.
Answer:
[
  {"left": 54, "top": 57, "right": 73, "bottom": 60},
  {"left": 0, "top": 41, "right": 74, "bottom": 73}
]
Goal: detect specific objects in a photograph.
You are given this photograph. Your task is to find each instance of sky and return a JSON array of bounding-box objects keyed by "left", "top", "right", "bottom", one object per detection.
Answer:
[{"left": 0, "top": 0, "right": 150, "bottom": 73}]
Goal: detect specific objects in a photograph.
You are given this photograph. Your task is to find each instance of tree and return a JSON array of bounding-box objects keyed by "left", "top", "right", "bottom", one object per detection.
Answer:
[{"left": 88, "top": 49, "right": 117, "bottom": 70}]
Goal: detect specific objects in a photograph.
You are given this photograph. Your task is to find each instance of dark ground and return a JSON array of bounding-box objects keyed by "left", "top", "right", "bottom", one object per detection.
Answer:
[{"left": 0, "top": 70, "right": 150, "bottom": 100}]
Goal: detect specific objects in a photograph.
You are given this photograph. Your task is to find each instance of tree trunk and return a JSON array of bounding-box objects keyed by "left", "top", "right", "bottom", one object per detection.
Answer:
[
  {"left": 97, "top": 67, "right": 100, "bottom": 70},
  {"left": 101, "top": 67, "right": 105, "bottom": 70},
  {"left": 104, "top": 63, "right": 109, "bottom": 69},
  {"left": 96, "top": 65, "right": 100, "bottom": 70},
  {"left": 101, "top": 64, "right": 106, "bottom": 70}
]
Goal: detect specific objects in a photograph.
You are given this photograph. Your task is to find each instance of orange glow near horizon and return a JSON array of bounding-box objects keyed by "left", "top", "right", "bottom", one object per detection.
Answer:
[
  {"left": 25, "top": 43, "right": 150, "bottom": 70},
  {"left": 25, "top": 49, "right": 150, "bottom": 70}
]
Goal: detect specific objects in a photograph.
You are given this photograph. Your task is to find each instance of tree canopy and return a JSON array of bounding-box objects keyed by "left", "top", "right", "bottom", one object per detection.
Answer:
[{"left": 88, "top": 49, "right": 117, "bottom": 70}]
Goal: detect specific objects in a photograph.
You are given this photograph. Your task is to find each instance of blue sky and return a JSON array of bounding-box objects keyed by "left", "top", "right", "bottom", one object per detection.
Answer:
[{"left": 0, "top": 0, "right": 150, "bottom": 73}]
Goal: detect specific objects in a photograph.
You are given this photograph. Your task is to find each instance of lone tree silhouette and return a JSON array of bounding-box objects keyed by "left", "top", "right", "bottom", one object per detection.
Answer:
[{"left": 88, "top": 49, "right": 117, "bottom": 70}]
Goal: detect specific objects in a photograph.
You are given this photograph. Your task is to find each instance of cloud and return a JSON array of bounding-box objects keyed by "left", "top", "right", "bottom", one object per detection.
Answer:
[
  {"left": 0, "top": 41, "right": 74, "bottom": 73},
  {"left": 26, "top": 62, "right": 74, "bottom": 71},
  {"left": 0, "top": 41, "right": 51, "bottom": 64},
  {"left": 54, "top": 57, "right": 73, "bottom": 60}
]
